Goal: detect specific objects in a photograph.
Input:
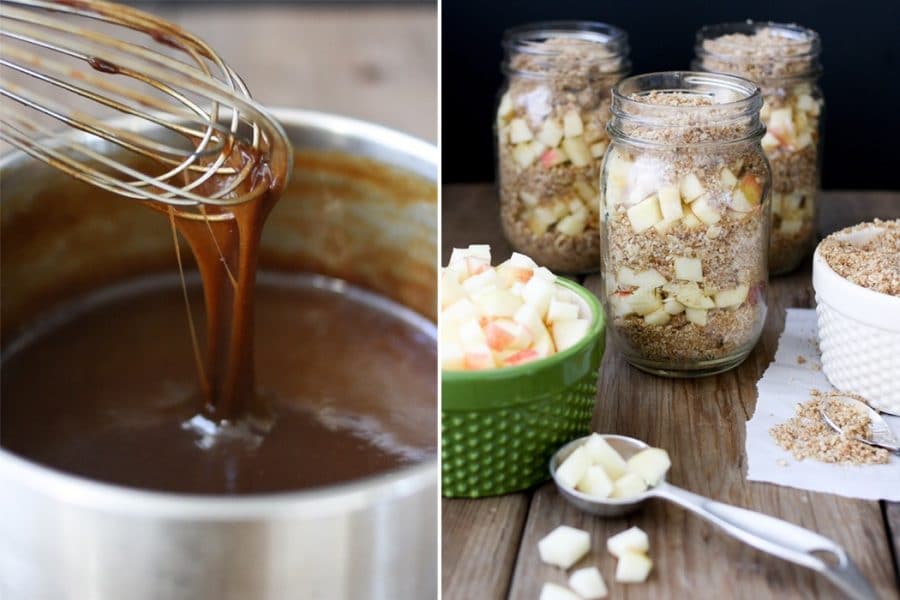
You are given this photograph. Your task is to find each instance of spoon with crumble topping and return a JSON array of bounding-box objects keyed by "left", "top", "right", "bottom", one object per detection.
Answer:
[{"left": 820, "top": 395, "right": 900, "bottom": 454}]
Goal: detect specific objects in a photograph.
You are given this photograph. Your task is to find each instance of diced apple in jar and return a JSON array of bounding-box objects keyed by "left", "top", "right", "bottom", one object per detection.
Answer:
[
  {"left": 540, "top": 147, "right": 569, "bottom": 168},
  {"left": 673, "top": 256, "right": 703, "bottom": 282},
  {"left": 562, "top": 136, "right": 592, "bottom": 168},
  {"left": 761, "top": 131, "right": 779, "bottom": 151},
  {"left": 679, "top": 173, "right": 705, "bottom": 202},
  {"left": 657, "top": 184, "right": 683, "bottom": 221},
  {"left": 497, "top": 92, "right": 514, "bottom": 120},
  {"left": 590, "top": 141, "right": 608, "bottom": 158},
  {"left": 508, "top": 118, "right": 534, "bottom": 144},
  {"left": 607, "top": 526, "right": 649, "bottom": 558},
  {"left": 618, "top": 267, "right": 665, "bottom": 289},
  {"left": 626, "top": 287, "right": 662, "bottom": 316},
  {"left": 731, "top": 174, "right": 762, "bottom": 212},
  {"left": 626, "top": 195, "right": 663, "bottom": 233},
  {"left": 768, "top": 107, "right": 795, "bottom": 143},
  {"left": 574, "top": 180, "right": 596, "bottom": 203},
  {"left": 663, "top": 296, "right": 685, "bottom": 315},
  {"left": 569, "top": 567, "right": 608, "bottom": 599},
  {"left": 690, "top": 194, "right": 721, "bottom": 225},
  {"left": 563, "top": 109, "right": 584, "bottom": 138},
  {"left": 520, "top": 191, "right": 539, "bottom": 207},
  {"left": 607, "top": 152, "right": 633, "bottom": 187},
  {"left": 684, "top": 307, "right": 708, "bottom": 326},
  {"left": 720, "top": 167, "right": 738, "bottom": 190},
  {"left": 714, "top": 285, "right": 749, "bottom": 309},
  {"left": 537, "top": 525, "right": 591, "bottom": 569},
  {"left": 666, "top": 282, "right": 715, "bottom": 310},
  {"left": 556, "top": 212, "right": 588, "bottom": 237},
  {"left": 538, "top": 119, "right": 565, "bottom": 147},
  {"left": 512, "top": 143, "right": 537, "bottom": 168},
  {"left": 796, "top": 93, "right": 819, "bottom": 115},
  {"left": 681, "top": 206, "right": 702, "bottom": 228},
  {"left": 604, "top": 181, "right": 625, "bottom": 210},
  {"left": 643, "top": 308, "right": 670, "bottom": 326}
]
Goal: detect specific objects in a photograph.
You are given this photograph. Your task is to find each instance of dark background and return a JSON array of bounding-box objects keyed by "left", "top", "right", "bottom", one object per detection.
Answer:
[{"left": 442, "top": 0, "right": 899, "bottom": 189}]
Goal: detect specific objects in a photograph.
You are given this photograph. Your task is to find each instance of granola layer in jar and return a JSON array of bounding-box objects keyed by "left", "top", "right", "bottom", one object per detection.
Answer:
[
  {"left": 496, "top": 22, "right": 630, "bottom": 273},
  {"left": 695, "top": 22, "right": 823, "bottom": 275},
  {"left": 600, "top": 72, "right": 771, "bottom": 377}
]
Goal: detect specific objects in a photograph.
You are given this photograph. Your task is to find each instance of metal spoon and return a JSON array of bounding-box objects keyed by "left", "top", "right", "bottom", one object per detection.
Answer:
[
  {"left": 819, "top": 395, "right": 900, "bottom": 454},
  {"left": 550, "top": 434, "right": 877, "bottom": 600}
]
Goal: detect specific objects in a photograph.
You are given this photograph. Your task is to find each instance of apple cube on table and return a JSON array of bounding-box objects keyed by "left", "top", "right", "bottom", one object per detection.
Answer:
[
  {"left": 569, "top": 567, "right": 608, "bottom": 599},
  {"left": 540, "top": 583, "right": 582, "bottom": 600},
  {"left": 537, "top": 525, "right": 591, "bottom": 569},
  {"left": 615, "top": 551, "right": 653, "bottom": 583},
  {"left": 607, "top": 526, "right": 649, "bottom": 558}
]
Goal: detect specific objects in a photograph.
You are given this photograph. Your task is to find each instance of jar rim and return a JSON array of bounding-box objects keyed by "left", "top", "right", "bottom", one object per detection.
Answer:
[
  {"left": 502, "top": 20, "right": 629, "bottom": 49},
  {"left": 501, "top": 20, "right": 631, "bottom": 77},
  {"left": 694, "top": 21, "right": 822, "bottom": 81},
  {"left": 609, "top": 71, "right": 765, "bottom": 147}
]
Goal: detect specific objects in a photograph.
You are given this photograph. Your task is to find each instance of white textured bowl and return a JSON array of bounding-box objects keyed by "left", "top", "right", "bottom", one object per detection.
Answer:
[{"left": 812, "top": 224, "right": 900, "bottom": 416}]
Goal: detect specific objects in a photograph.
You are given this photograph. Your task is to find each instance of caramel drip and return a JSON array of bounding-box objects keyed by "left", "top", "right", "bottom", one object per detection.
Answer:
[{"left": 162, "top": 146, "right": 284, "bottom": 423}]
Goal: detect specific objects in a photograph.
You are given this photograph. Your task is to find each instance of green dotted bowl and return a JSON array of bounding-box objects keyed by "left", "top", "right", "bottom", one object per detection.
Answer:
[{"left": 441, "top": 278, "right": 605, "bottom": 498}]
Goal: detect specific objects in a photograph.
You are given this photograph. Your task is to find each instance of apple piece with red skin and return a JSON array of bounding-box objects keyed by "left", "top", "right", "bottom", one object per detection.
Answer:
[
  {"left": 463, "top": 347, "right": 495, "bottom": 370},
  {"left": 737, "top": 174, "right": 762, "bottom": 206},
  {"left": 502, "top": 348, "right": 541, "bottom": 367},
  {"left": 484, "top": 318, "right": 532, "bottom": 351},
  {"left": 540, "top": 147, "right": 568, "bottom": 169}
]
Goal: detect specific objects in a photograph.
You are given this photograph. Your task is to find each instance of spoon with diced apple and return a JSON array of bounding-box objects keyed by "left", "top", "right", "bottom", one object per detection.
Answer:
[{"left": 550, "top": 434, "right": 877, "bottom": 600}]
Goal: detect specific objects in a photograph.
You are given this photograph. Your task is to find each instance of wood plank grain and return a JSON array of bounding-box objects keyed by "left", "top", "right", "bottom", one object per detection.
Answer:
[
  {"left": 0, "top": 5, "right": 435, "bottom": 157},
  {"left": 151, "top": 5, "right": 437, "bottom": 142},
  {"left": 442, "top": 185, "right": 900, "bottom": 598},
  {"left": 441, "top": 183, "right": 510, "bottom": 262},
  {"left": 441, "top": 495, "right": 531, "bottom": 600}
]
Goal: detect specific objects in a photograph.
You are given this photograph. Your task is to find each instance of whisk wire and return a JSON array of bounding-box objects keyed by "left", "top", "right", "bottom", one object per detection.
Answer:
[{"left": 0, "top": 0, "right": 291, "bottom": 209}]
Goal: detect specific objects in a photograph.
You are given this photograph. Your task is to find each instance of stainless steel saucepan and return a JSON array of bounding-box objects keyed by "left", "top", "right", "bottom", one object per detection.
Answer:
[{"left": 0, "top": 109, "right": 438, "bottom": 600}]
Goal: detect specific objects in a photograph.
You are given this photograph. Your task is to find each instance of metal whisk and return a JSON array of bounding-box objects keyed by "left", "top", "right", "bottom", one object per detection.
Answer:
[{"left": 0, "top": 0, "right": 292, "bottom": 209}]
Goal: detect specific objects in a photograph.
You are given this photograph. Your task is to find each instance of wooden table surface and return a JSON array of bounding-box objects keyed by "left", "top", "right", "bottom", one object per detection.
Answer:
[
  {"left": 0, "top": 4, "right": 435, "bottom": 152},
  {"left": 442, "top": 185, "right": 900, "bottom": 600},
  {"left": 149, "top": 4, "right": 437, "bottom": 143}
]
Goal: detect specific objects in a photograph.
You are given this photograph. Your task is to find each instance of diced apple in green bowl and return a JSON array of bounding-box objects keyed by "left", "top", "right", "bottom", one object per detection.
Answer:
[{"left": 441, "top": 245, "right": 606, "bottom": 498}]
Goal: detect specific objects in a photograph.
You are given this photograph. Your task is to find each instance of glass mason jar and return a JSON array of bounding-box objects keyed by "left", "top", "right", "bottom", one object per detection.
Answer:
[
  {"left": 693, "top": 22, "right": 823, "bottom": 275},
  {"left": 496, "top": 22, "right": 630, "bottom": 273},
  {"left": 599, "top": 72, "right": 771, "bottom": 377}
]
